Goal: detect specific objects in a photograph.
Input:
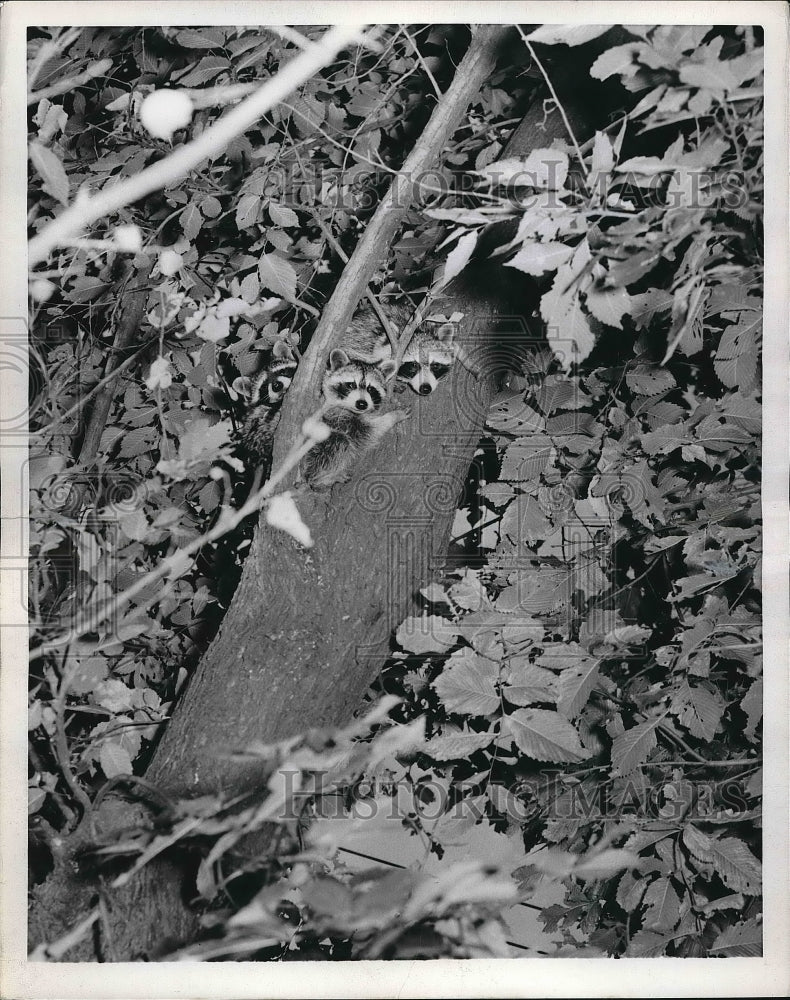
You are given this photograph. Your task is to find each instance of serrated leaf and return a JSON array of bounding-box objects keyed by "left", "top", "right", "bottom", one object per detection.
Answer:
[
  {"left": 682, "top": 826, "right": 761, "bottom": 894},
  {"left": 641, "top": 877, "right": 680, "bottom": 932},
  {"left": 257, "top": 251, "right": 298, "bottom": 299},
  {"left": 617, "top": 870, "right": 648, "bottom": 913},
  {"left": 504, "top": 708, "right": 589, "bottom": 763},
  {"left": 584, "top": 284, "right": 633, "bottom": 329},
  {"left": 268, "top": 202, "right": 299, "bottom": 227},
  {"left": 180, "top": 202, "right": 202, "bottom": 240},
  {"left": 626, "top": 929, "right": 668, "bottom": 957},
  {"left": 424, "top": 730, "right": 494, "bottom": 760},
  {"left": 714, "top": 318, "right": 759, "bottom": 390},
  {"left": 236, "top": 193, "right": 262, "bottom": 230},
  {"left": 503, "top": 660, "right": 555, "bottom": 706},
  {"left": 175, "top": 55, "right": 229, "bottom": 88},
  {"left": 710, "top": 918, "right": 762, "bottom": 957},
  {"left": 672, "top": 681, "right": 724, "bottom": 741},
  {"left": 610, "top": 717, "right": 661, "bottom": 776},
  {"left": 432, "top": 648, "right": 499, "bottom": 716},
  {"left": 556, "top": 656, "right": 600, "bottom": 719},
  {"left": 626, "top": 365, "right": 677, "bottom": 395}
]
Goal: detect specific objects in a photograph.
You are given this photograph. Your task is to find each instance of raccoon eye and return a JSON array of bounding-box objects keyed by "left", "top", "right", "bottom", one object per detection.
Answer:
[
  {"left": 430, "top": 362, "right": 450, "bottom": 376},
  {"left": 343, "top": 381, "right": 358, "bottom": 390},
  {"left": 398, "top": 362, "right": 420, "bottom": 378},
  {"left": 270, "top": 378, "right": 284, "bottom": 393}
]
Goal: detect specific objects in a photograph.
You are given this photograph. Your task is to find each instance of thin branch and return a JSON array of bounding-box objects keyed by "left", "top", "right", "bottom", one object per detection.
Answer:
[
  {"left": 28, "top": 59, "right": 112, "bottom": 105},
  {"left": 401, "top": 24, "right": 443, "bottom": 100},
  {"left": 28, "top": 25, "right": 369, "bottom": 267},
  {"left": 517, "top": 28, "right": 589, "bottom": 179}
]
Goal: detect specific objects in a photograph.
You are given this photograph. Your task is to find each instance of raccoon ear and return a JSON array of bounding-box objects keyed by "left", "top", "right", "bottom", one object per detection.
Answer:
[
  {"left": 379, "top": 360, "right": 397, "bottom": 380},
  {"left": 434, "top": 323, "right": 455, "bottom": 343},
  {"left": 329, "top": 348, "right": 350, "bottom": 371},
  {"left": 273, "top": 340, "right": 295, "bottom": 360}
]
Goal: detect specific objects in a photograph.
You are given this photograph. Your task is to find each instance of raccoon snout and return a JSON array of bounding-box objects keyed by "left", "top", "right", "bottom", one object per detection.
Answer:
[
  {"left": 418, "top": 383, "right": 433, "bottom": 395},
  {"left": 355, "top": 399, "right": 369, "bottom": 411}
]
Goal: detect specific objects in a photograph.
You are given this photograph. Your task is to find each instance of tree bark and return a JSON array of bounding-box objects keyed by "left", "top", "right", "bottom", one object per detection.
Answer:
[{"left": 30, "top": 26, "right": 622, "bottom": 960}]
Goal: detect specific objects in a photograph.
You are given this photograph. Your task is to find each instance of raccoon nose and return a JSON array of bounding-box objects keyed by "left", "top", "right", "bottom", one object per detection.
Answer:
[
  {"left": 355, "top": 399, "right": 369, "bottom": 411},
  {"left": 418, "top": 383, "right": 433, "bottom": 395}
]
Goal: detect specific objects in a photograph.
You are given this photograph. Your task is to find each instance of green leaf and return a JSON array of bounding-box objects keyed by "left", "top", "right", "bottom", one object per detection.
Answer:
[
  {"left": 626, "top": 929, "right": 669, "bottom": 957},
  {"left": 503, "top": 660, "right": 556, "bottom": 706},
  {"left": 258, "top": 252, "right": 297, "bottom": 299},
  {"left": 641, "top": 877, "right": 681, "bottom": 932},
  {"left": 424, "top": 730, "right": 494, "bottom": 760},
  {"left": 672, "top": 681, "right": 724, "bottom": 741},
  {"left": 236, "top": 193, "right": 262, "bottom": 230},
  {"left": 29, "top": 140, "right": 70, "bottom": 205},
  {"left": 432, "top": 648, "right": 499, "bottom": 716},
  {"left": 584, "top": 284, "right": 633, "bottom": 329},
  {"left": 505, "top": 241, "right": 572, "bottom": 276},
  {"left": 740, "top": 678, "right": 762, "bottom": 741},
  {"left": 556, "top": 656, "right": 600, "bottom": 719},
  {"left": 590, "top": 44, "right": 641, "bottom": 81},
  {"left": 610, "top": 717, "right": 661, "bottom": 776},
  {"left": 525, "top": 24, "right": 612, "bottom": 46},
  {"left": 679, "top": 61, "right": 740, "bottom": 93},
  {"left": 710, "top": 918, "right": 762, "bottom": 957},
  {"left": 625, "top": 364, "right": 677, "bottom": 396},
  {"left": 440, "top": 230, "right": 478, "bottom": 286},
  {"left": 269, "top": 202, "right": 299, "bottom": 227},
  {"left": 504, "top": 708, "right": 590, "bottom": 763},
  {"left": 99, "top": 740, "right": 134, "bottom": 779},
  {"left": 682, "top": 826, "right": 761, "bottom": 894},
  {"left": 396, "top": 615, "right": 458, "bottom": 655}
]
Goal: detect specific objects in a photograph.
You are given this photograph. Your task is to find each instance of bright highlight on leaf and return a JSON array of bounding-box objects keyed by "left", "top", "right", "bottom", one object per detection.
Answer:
[
  {"left": 266, "top": 492, "right": 313, "bottom": 548},
  {"left": 139, "top": 89, "right": 194, "bottom": 141}
]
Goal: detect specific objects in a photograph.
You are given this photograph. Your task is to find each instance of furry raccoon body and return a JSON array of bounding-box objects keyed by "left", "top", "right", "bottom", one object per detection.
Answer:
[{"left": 341, "top": 302, "right": 456, "bottom": 395}]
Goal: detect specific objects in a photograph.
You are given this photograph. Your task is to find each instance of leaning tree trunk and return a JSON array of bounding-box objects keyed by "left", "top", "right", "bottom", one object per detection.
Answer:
[{"left": 30, "top": 25, "right": 622, "bottom": 960}]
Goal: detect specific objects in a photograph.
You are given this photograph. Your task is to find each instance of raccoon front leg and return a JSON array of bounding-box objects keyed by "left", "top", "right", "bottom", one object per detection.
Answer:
[{"left": 303, "top": 409, "right": 409, "bottom": 490}]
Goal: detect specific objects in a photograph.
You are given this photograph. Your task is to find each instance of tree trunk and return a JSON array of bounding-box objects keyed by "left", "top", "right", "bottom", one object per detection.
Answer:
[{"left": 30, "top": 26, "right": 622, "bottom": 960}]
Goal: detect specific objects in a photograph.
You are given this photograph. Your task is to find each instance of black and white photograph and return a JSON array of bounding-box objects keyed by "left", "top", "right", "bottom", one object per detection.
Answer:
[{"left": 1, "top": 2, "right": 788, "bottom": 997}]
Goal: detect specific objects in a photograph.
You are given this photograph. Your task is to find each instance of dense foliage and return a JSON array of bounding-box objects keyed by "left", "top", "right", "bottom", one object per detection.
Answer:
[{"left": 28, "top": 24, "right": 763, "bottom": 959}]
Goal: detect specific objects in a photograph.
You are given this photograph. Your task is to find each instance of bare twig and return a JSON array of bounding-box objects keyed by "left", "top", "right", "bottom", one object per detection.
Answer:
[
  {"left": 517, "top": 28, "right": 589, "bottom": 179},
  {"left": 401, "top": 25, "right": 443, "bottom": 100},
  {"left": 28, "top": 25, "right": 369, "bottom": 266}
]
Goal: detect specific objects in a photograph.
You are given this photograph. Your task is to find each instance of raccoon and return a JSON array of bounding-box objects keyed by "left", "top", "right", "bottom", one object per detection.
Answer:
[
  {"left": 341, "top": 302, "right": 456, "bottom": 395},
  {"left": 396, "top": 323, "right": 455, "bottom": 396},
  {"left": 237, "top": 341, "right": 298, "bottom": 477},
  {"left": 248, "top": 340, "right": 298, "bottom": 407},
  {"left": 302, "top": 350, "right": 407, "bottom": 489}
]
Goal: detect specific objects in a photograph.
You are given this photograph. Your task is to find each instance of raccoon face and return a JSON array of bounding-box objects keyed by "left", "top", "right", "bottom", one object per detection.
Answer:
[
  {"left": 249, "top": 342, "right": 298, "bottom": 407},
  {"left": 324, "top": 350, "right": 395, "bottom": 412},
  {"left": 397, "top": 326, "right": 454, "bottom": 396}
]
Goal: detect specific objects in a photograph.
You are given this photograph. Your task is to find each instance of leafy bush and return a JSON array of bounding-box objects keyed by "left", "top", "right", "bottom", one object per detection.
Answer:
[{"left": 28, "top": 23, "right": 762, "bottom": 959}]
